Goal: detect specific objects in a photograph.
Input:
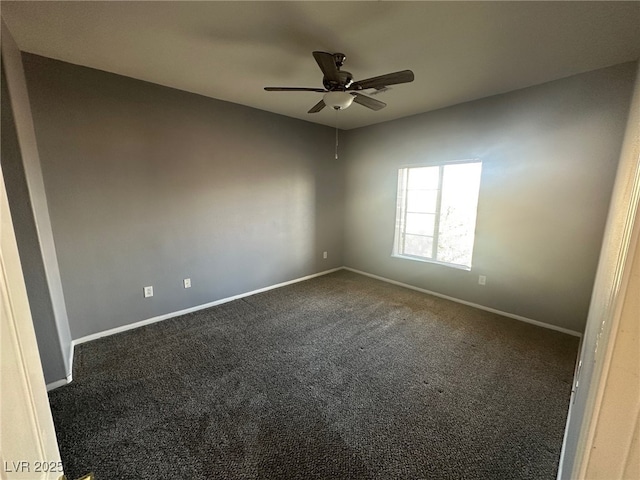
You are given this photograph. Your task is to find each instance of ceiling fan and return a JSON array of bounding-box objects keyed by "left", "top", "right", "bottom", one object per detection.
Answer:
[{"left": 264, "top": 51, "right": 414, "bottom": 113}]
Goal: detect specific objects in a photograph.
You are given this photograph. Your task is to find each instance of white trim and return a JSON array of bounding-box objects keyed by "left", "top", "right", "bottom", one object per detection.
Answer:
[
  {"left": 45, "top": 378, "right": 68, "bottom": 392},
  {"left": 557, "top": 334, "right": 585, "bottom": 477},
  {"left": 72, "top": 268, "right": 343, "bottom": 347},
  {"left": 558, "top": 62, "right": 640, "bottom": 480},
  {"left": 399, "top": 158, "right": 481, "bottom": 169},
  {"left": 343, "top": 267, "right": 582, "bottom": 337},
  {"left": 68, "top": 342, "right": 74, "bottom": 380},
  {"left": 391, "top": 254, "right": 472, "bottom": 271},
  {"left": 45, "top": 373, "right": 72, "bottom": 392},
  {"left": 1, "top": 135, "right": 63, "bottom": 471}
]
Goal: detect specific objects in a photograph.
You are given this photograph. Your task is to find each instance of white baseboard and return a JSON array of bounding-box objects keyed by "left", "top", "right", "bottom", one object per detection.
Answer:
[
  {"left": 45, "top": 264, "right": 579, "bottom": 392},
  {"left": 67, "top": 342, "right": 74, "bottom": 381},
  {"left": 343, "top": 267, "right": 583, "bottom": 337},
  {"left": 45, "top": 268, "right": 341, "bottom": 391},
  {"left": 46, "top": 374, "right": 71, "bottom": 392},
  {"left": 72, "top": 267, "right": 343, "bottom": 347}
]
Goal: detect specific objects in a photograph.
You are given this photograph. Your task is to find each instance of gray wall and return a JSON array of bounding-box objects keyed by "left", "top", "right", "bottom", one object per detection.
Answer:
[
  {"left": 22, "top": 54, "right": 343, "bottom": 340},
  {"left": 1, "top": 24, "right": 72, "bottom": 384},
  {"left": 342, "top": 62, "right": 637, "bottom": 333},
  {"left": 1, "top": 63, "right": 68, "bottom": 383},
  {"left": 18, "top": 52, "right": 636, "bottom": 343}
]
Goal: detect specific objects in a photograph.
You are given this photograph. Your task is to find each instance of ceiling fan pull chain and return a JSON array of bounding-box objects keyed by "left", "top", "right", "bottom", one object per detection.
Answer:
[{"left": 335, "top": 121, "right": 339, "bottom": 160}]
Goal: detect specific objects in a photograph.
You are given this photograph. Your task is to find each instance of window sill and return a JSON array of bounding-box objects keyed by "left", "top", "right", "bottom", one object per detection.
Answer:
[{"left": 391, "top": 254, "right": 472, "bottom": 271}]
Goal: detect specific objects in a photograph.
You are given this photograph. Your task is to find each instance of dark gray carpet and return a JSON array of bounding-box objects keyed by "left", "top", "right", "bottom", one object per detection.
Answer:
[{"left": 49, "top": 270, "right": 578, "bottom": 479}]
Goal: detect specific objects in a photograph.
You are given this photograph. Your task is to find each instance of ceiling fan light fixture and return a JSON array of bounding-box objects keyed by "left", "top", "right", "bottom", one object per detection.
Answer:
[{"left": 323, "top": 91, "right": 354, "bottom": 110}]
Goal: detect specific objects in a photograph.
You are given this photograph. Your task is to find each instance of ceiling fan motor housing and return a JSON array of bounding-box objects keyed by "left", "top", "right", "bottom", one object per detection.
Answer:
[{"left": 323, "top": 70, "right": 354, "bottom": 91}]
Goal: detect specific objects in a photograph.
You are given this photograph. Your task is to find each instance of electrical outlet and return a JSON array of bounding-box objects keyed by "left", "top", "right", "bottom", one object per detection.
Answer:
[
  {"left": 478, "top": 275, "right": 487, "bottom": 286},
  {"left": 183, "top": 278, "right": 191, "bottom": 289},
  {"left": 143, "top": 286, "right": 154, "bottom": 298},
  {"left": 323, "top": 251, "right": 328, "bottom": 259}
]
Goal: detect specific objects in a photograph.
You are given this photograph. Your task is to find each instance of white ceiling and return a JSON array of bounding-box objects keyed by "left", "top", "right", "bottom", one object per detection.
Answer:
[{"left": 2, "top": 1, "right": 640, "bottom": 130}]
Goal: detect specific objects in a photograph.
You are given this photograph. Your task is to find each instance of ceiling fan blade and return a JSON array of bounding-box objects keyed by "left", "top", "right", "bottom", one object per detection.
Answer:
[
  {"left": 308, "top": 99, "right": 326, "bottom": 113},
  {"left": 312, "top": 51, "right": 340, "bottom": 83},
  {"left": 350, "top": 70, "right": 415, "bottom": 91},
  {"left": 351, "top": 92, "right": 386, "bottom": 111},
  {"left": 265, "top": 87, "right": 326, "bottom": 92}
]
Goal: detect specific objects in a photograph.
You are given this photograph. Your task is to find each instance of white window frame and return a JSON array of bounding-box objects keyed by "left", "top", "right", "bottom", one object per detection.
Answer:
[{"left": 392, "top": 159, "right": 482, "bottom": 270}]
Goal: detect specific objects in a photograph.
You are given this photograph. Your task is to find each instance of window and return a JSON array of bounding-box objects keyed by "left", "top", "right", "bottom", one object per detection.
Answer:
[{"left": 393, "top": 160, "right": 482, "bottom": 269}]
